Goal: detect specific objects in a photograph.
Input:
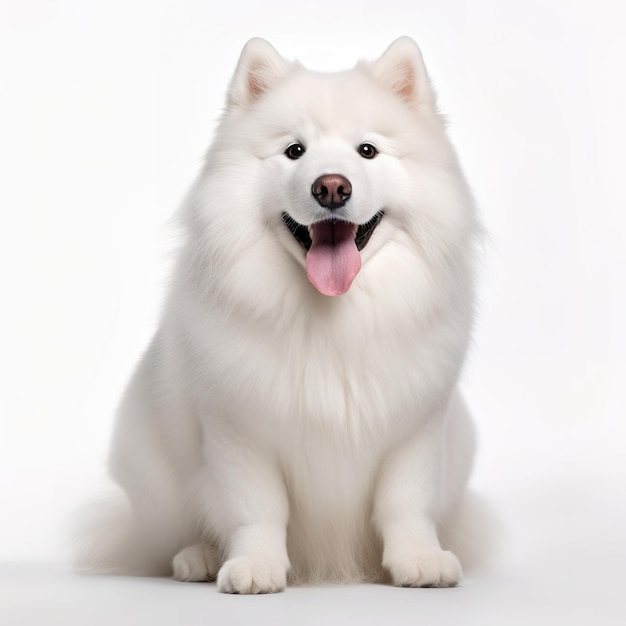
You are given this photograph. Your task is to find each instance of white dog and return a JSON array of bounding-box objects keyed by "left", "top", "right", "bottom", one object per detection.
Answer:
[{"left": 75, "top": 37, "right": 482, "bottom": 593}]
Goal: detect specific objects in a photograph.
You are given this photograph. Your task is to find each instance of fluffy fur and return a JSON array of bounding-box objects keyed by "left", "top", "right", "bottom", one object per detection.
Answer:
[{"left": 74, "top": 37, "right": 484, "bottom": 593}]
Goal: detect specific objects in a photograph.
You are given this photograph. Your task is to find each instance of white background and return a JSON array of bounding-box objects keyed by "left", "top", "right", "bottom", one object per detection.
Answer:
[{"left": 1, "top": 0, "right": 625, "bottom": 624}]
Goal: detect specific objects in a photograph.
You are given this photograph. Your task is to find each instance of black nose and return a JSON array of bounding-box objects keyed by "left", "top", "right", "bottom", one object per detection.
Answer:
[{"left": 311, "top": 174, "right": 352, "bottom": 210}]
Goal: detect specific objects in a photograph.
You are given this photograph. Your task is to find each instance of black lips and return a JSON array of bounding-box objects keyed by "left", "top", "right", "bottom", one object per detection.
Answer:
[{"left": 282, "top": 211, "right": 384, "bottom": 252}]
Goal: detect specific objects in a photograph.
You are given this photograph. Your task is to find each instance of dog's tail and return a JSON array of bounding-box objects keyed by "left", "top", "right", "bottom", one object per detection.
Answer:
[{"left": 68, "top": 485, "right": 177, "bottom": 576}]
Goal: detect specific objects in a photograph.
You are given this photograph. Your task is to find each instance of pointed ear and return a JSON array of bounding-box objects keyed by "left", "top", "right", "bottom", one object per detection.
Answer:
[
  {"left": 227, "top": 38, "right": 293, "bottom": 112},
  {"left": 369, "top": 37, "right": 436, "bottom": 112}
]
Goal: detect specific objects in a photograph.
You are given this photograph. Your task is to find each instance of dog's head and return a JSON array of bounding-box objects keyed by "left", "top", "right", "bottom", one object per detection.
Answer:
[{"left": 186, "top": 38, "right": 475, "bottom": 306}]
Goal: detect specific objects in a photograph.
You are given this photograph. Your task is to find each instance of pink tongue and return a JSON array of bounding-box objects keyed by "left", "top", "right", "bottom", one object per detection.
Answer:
[{"left": 306, "top": 221, "right": 361, "bottom": 296}]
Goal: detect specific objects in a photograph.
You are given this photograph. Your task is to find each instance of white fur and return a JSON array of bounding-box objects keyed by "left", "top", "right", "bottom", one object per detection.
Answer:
[{"left": 73, "top": 37, "right": 483, "bottom": 593}]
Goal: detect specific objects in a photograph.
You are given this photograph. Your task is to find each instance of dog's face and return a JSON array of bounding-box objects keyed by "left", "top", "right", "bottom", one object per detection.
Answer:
[
  {"left": 245, "top": 68, "right": 400, "bottom": 296},
  {"left": 192, "top": 39, "right": 473, "bottom": 305}
]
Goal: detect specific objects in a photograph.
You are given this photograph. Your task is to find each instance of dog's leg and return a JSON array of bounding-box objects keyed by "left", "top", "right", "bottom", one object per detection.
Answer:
[
  {"left": 373, "top": 407, "right": 463, "bottom": 587},
  {"left": 75, "top": 347, "right": 187, "bottom": 576},
  {"left": 173, "top": 543, "right": 220, "bottom": 582},
  {"left": 198, "top": 435, "right": 290, "bottom": 594}
]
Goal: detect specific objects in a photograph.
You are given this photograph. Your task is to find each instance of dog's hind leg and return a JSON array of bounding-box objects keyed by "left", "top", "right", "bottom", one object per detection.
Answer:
[{"left": 74, "top": 347, "right": 187, "bottom": 576}]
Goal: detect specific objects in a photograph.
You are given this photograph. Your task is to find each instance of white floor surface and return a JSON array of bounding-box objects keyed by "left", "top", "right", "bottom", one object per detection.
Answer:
[{"left": 1, "top": 560, "right": 624, "bottom": 626}]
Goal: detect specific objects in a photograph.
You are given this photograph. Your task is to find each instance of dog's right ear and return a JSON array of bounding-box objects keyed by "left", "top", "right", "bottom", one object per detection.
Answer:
[{"left": 227, "top": 38, "right": 293, "bottom": 112}]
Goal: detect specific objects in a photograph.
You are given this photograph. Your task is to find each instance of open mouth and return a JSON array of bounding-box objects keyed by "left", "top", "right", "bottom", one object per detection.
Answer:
[
  {"left": 281, "top": 210, "right": 384, "bottom": 296},
  {"left": 281, "top": 211, "right": 384, "bottom": 252}
]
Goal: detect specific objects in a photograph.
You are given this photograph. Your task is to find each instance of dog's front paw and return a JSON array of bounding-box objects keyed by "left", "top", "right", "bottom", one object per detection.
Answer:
[
  {"left": 173, "top": 544, "right": 219, "bottom": 582},
  {"left": 385, "top": 548, "right": 462, "bottom": 588},
  {"left": 217, "top": 556, "right": 287, "bottom": 594}
]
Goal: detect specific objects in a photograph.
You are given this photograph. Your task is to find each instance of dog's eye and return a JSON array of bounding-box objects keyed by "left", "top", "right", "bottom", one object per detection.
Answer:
[
  {"left": 358, "top": 142, "right": 378, "bottom": 159},
  {"left": 285, "top": 143, "right": 306, "bottom": 160}
]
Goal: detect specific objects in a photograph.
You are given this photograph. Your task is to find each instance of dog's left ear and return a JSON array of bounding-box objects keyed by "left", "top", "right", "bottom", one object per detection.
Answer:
[
  {"left": 369, "top": 37, "right": 436, "bottom": 112},
  {"left": 227, "top": 38, "right": 293, "bottom": 112}
]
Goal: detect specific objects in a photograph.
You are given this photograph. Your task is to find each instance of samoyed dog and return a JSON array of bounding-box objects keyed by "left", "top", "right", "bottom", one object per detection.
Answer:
[{"left": 75, "top": 37, "right": 483, "bottom": 593}]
